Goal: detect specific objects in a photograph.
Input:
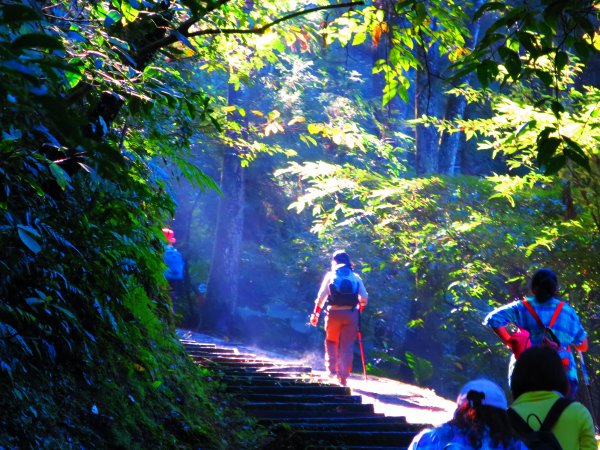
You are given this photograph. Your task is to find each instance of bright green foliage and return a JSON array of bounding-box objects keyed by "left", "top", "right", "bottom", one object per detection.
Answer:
[{"left": 452, "top": 0, "right": 600, "bottom": 172}]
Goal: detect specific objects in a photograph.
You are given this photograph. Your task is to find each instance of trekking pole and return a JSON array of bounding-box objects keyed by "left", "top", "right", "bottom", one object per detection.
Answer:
[
  {"left": 358, "top": 309, "right": 367, "bottom": 381},
  {"left": 577, "top": 350, "right": 598, "bottom": 433}
]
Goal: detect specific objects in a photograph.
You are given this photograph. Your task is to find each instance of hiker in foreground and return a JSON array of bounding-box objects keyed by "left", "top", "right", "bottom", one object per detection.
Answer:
[
  {"left": 483, "top": 268, "right": 588, "bottom": 398},
  {"left": 508, "top": 346, "right": 596, "bottom": 450},
  {"left": 309, "top": 250, "right": 368, "bottom": 386},
  {"left": 408, "top": 378, "right": 528, "bottom": 449}
]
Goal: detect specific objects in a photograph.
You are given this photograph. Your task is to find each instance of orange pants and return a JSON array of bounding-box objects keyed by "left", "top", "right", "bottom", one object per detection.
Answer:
[{"left": 324, "top": 308, "right": 359, "bottom": 379}]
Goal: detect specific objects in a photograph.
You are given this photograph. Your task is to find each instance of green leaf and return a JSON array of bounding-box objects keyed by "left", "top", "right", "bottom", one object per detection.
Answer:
[
  {"left": 414, "top": 3, "right": 427, "bottom": 25},
  {"left": 517, "top": 31, "right": 538, "bottom": 56},
  {"left": 0, "top": 4, "right": 41, "bottom": 23},
  {"left": 473, "top": 2, "right": 506, "bottom": 21},
  {"left": 550, "top": 100, "right": 564, "bottom": 118},
  {"left": 17, "top": 225, "right": 42, "bottom": 254},
  {"left": 536, "top": 69, "right": 553, "bottom": 87},
  {"left": 11, "top": 33, "right": 64, "bottom": 51},
  {"left": 476, "top": 59, "right": 498, "bottom": 88},
  {"left": 554, "top": 51, "right": 568, "bottom": 72},
  {"left": 543, "top": 154, "right": 566, "bottom": 175},
  {"left": 120, "top": 0, "right": 139, "bottom": 22},
  {"left": 537, "top": 136, "right": 561, "bottom": 168},
  {"left": 104, "top": 10, "right": 122, "bottom": 28},
  {"left": 352, "top": 32, "right": 367, "bottom": 46},
  {"left": 498, "top": 47, "right": 521, "bottom": 79},
  {"left": 515, "top": 120, "right": 536, "bottom": 137},
  {"left": 49, "top": 163, "right": 72, "bottom": 190},
  {"left": 562, "top": 135, "right": 590, "bottom": 171}
]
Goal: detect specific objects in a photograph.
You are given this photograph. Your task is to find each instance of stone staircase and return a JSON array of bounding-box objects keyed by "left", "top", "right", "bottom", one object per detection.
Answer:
[{"left": 180, "top": 337, "right": 428, "bottom": 449}]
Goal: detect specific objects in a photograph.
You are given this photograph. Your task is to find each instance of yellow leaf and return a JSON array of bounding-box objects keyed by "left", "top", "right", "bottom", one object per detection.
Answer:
[
  {"left": 307, "top": 123, "right": 321, "bottom": 134},
  {"left": 288, "top": 117, "right": 306, "bottom": 125},
  {"left": 222, "top": 106, "right": 236, "bottom": 112},
  {"left": 251, "top": 110, "right": 264, "bottom": 116}
]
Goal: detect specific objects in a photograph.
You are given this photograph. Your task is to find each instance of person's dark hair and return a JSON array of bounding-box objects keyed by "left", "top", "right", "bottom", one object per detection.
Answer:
[
  {"left": 450, "top": 402, "right": 518, "bottom": 449},
  {"left": 510, "top": 346, "right": 569, "bottom": 399},
  {"left": 332, "top": 250, "right": 353, "bottom": 269},
  {"left": 531, "top": 268, "right": 559, "bottom": 303}
]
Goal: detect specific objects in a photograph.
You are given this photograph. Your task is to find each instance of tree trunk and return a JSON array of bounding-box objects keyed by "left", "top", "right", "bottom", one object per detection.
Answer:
[
  {"left": 438, "top": 95, "right": 467, "bottom": 175},
  {"left": 201, "top": 84, "right": 246, "bottom": 335},
  {"left": 438, "top": 0, "right": 483, "bottom": 175},
  {"left": 202, "top": 147, "right": 245, "bottom": 334},
  {"left": 414, "top": 43, "right": 443, "bottom": 175}
]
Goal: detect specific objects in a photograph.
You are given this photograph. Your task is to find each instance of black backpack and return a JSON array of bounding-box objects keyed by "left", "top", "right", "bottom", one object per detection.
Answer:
[
  {"left": 507, "top": 397, "right": 573, "bottom": 450},
  {"left": 328, "top": 270, "right": 359, "bottom": 307}
]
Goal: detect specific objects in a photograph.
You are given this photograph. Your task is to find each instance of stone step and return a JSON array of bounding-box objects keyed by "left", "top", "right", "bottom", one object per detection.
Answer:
[
  {"left": 240, "top": 393, "right": 363, "bottom": 404},
  {"left": 273, "top": 421, "right": 419, "bottom": 432},
  {"left": 251, "top": 410, "right": 386, "bottom": 420},
  {"left": 220, "top": 375, "right": 321, "bottom": 386},
  {"left": 180, "top": 340, "right": 217, "bottom": 348},
  {"left": 243, "top": 401, "right": 374, "bottom": 413},
  {"left": 293, "top": 430, "right": 417, "bottom": 447},
  {"left": 181, "top": 336, "right": 422, "bottom": 448},
  {"left": 260, "top": 415, "right": 410, "bottom": 426},
  {"left": 227, "top": 385, "right": 351, "bottom": 395}
]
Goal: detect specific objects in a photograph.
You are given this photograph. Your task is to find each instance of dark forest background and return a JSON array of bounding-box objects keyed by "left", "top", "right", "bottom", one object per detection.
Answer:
[{"left": 2, "top": 0, "right": 600, "bottom": 447}]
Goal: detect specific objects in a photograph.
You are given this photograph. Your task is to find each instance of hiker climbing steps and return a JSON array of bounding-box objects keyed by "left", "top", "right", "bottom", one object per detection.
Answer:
[{"left": 181, "top": 337, "right": 428, "bottom": 449}]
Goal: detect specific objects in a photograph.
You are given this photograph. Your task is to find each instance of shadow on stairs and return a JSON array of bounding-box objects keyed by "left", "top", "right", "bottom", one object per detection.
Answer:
[{"left": 179, "top": 331, "right": 431, "bottom": 449}]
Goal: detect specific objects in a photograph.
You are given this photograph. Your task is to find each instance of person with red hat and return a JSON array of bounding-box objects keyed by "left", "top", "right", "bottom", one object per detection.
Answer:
[{"left": 162, "top": 227, "right": 184, "bottom": 301}]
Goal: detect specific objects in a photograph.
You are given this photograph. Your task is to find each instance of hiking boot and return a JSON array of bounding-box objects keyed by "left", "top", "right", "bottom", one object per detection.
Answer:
[{"left": 338, "top": 377, "right": 347, "bottom": 386}]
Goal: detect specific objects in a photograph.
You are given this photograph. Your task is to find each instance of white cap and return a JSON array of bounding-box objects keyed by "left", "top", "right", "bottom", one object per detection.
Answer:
[{"left": 456, "top": 378, "right": 507, "bottom": 410}]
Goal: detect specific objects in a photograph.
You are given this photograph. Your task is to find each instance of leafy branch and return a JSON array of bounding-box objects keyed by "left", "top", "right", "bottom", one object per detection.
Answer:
[{"left": 137, "top": 1, "right": 365, "bottom": 58}]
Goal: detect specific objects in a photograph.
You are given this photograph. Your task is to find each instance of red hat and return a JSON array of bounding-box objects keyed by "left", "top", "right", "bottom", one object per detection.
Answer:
[{"left": 162, "top": 227, "right": 176, "bottom": 243}]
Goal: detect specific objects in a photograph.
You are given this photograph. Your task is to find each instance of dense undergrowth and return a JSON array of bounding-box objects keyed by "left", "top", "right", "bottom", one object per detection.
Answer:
[{"left": 0, "top": 320, "right": 267, "bottom": 449}]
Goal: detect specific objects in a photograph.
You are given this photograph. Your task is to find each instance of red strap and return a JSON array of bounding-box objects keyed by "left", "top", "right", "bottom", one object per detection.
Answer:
[
  {"left": 522, "top": 299, "right": 564, "bottom": 329},
  {"left": 522, "top": 299, "right": 544, "bottom": 328},
  {"left": 549, "top": 302, "right": 564, "bottom": 328}
]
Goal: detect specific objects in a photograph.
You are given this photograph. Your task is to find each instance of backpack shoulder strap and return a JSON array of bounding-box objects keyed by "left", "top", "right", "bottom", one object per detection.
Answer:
[
  {"left": 548, "top": 302, "right": 564, "bottom": 329},
  {"left": 540, "top": 397, "right": 573, "bottom": 432},
  {"left": 522, "top": 299, "right": 545, "bottom": 328},
  {"left": 507, "top": 407, "right": 533, "bottom": 434}
]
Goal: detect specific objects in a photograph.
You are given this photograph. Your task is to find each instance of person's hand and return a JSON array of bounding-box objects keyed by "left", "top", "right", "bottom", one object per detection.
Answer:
[
  {"left": 309, "top": 313, "right": 319, "bottom": 327},
  {"left": 359, "top": 304, "right": 365, "bottom": 314}
]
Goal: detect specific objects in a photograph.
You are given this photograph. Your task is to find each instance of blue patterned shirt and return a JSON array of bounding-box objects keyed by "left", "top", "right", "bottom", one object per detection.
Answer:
[
  {"left": 483, "top": 296, "right": 587, "bottom": 381},
  {"left": 408, "top": 423, "right": 529, "bottom": 449}
]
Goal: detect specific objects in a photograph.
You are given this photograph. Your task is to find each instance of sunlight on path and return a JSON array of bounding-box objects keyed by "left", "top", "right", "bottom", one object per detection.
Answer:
[{"left": 339, "top": 372, "right": 455, "bottom": 426}]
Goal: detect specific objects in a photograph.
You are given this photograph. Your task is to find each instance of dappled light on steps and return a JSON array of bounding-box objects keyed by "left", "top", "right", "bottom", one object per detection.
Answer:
[{"left": 179, "top": 330, "right": 455, "bottom": 449}]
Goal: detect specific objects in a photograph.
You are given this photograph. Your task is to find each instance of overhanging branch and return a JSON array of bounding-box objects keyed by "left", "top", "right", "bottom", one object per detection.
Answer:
[{"left": 136, "top": 1, "right": 364, "bottom": 59}]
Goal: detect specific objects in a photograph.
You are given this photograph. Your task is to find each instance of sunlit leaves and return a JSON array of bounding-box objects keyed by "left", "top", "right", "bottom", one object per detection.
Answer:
[
  {"left": 458, "top": 0, "right": 600, "bottom": 172},
  {"left": 120, "top": 0, "right": 140, "bottom": 23},
  {"left": 103, "top": 10, "right": 123, "bottom": 28}
]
